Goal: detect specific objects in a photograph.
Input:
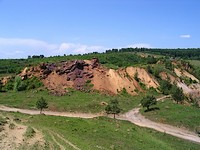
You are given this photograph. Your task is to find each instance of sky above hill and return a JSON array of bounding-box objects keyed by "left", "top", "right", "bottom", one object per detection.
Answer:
[{"left": 0, "top": 0, "right": 200, "bottom": 58}]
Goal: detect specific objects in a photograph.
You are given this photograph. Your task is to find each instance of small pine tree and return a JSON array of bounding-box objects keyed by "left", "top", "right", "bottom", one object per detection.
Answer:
[
  {"left": 105, "top": 99, "right": 121, "bottom": 119},
  {"left": 141, "top": 95, "right": 157, "bottom": 111},
  {"left": 171, "top": 86, "right": 184, "bottom": 104},
  {"left": 36, "top": 97, "right": 48, "bottom": 114}
]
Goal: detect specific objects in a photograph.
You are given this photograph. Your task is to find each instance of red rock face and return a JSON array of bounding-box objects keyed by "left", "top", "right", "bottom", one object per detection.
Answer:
[{"left": 19, "top": 58, "right": 99, "bottom": 96}]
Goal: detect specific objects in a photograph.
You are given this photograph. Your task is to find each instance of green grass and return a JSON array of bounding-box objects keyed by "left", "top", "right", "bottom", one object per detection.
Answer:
[
  {"left": 2, "top": 111, "right": 200, "bottom": 150},
  {"left": 0, "top": 89, "right": 160, "bottom": 113},
  {"left": 141, "top": 99, "right": 200, "bottom": 131}
]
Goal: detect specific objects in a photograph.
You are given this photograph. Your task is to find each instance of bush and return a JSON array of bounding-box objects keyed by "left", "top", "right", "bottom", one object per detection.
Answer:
[
  {"left": 159, "top": 80, "right": 172, "bottom": 95},
  {"left": 24, "top": 126, "right": 36, "bottom": 138},
  {"left": 4, "top": 77, "right": 15, "bottom": 91},
  {"left": 171, "top": 86, "right": 184, "bottom": 104},
  {"left": 141, "top": 95, "right": 157, "bottom": 111},
  {"left": 9, "top": 123, "right": 16, "bottom": 129},
  {"left": 13, "top": 76, "right": 22, "bottom": 92}
]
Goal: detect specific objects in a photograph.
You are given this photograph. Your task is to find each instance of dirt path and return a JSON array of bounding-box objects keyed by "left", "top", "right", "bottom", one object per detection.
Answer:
[
  {"left": 0, "top": 105, "right": 101, "bottom": 118},
  {"left": 0, "top": 104, "right": 200, "bottom": 144},
  {"left": 116, "top": 108, "right": 200, "bottom": 144}
]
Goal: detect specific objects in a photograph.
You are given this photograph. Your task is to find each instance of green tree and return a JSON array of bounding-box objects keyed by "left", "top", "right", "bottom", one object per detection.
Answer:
[
  {"left": 13, "top": 76, "right": 22, "bottom": 92},
  {"left": 171, "top": 86, "right": 184, "bottom": 104},
  {"left": 141, "top": 95, "right": 157, "bottom": 111},
  {"left": 36, "top": 97, "right": 48, "bottom": 114},
  {"left": 159, "top": 80, "right": 172, "bottom": 95},
  {"left": 105, "top": 99, "right": 121, "bottom": 119}
]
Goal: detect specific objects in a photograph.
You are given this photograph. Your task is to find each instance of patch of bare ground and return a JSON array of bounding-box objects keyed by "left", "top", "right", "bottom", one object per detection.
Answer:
[{"left": 0, "top": 116, "right": 45, "bottom": 150}]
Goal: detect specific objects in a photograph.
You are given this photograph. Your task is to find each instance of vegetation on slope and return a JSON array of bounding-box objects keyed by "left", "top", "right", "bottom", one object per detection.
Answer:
[{"left": 1, "top": 111, "right": 200, "bottom": 150}]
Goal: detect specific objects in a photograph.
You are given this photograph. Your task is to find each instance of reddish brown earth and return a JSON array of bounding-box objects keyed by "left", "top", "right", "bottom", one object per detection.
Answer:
[{"left": 18, "top": 58, "right": 159, "bottom": 96}]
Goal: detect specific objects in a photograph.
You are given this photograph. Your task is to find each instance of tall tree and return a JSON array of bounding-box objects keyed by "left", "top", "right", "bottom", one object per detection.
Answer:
[
  {"left": 36, "top": 97, "right": 48, "bottom": 114},
  {"left": 105, "top": 99, "right": 121, "bottom": 119}
]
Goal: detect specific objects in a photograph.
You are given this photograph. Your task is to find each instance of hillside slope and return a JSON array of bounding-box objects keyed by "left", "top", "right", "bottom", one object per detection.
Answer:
[{"left": 16, "top": 58, "right": 158, "bottom": 96}]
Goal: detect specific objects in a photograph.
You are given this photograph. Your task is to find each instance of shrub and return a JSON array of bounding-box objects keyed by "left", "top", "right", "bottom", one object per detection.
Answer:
[
  {"left": 24, "top": 126, "right": 36, "bottom": 138},
  {"left": 141, "top": 95, "right": 157, "bottom": 111},
  {"left": 9, "top": 123, "right": 16, "bottom": 129}
]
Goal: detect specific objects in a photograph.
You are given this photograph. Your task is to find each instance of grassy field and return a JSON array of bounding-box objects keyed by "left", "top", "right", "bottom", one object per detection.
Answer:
[
  {"left": 1, "top": 111, "right": 200, "bottom": 150},
  {"left": 141, "top": 99, "right": 200, "bottom": 132},
  {"left": 0, "top": 89, "right": 161, "bottom": 113}
]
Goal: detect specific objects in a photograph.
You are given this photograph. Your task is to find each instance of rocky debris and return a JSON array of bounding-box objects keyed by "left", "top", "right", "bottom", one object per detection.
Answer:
[
  {"left": 19, "top": 58, "right": 100, "bottom": 95},
  {"left": 0, "top": 76, "right": 11, "bottom": 86}
]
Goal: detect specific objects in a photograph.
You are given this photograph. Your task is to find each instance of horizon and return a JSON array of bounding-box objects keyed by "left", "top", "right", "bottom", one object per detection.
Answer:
[{"left": 0, "top": 0, "right": 200, "bottom": 59}]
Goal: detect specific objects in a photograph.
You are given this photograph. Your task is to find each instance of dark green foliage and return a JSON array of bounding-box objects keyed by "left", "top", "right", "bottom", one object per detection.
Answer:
[
  {"left": 36, "top": 97, "right": 48, "bottom": 114},
  {"left": 159, "top": 80, "right": 172, "bottom": 95},
  {"left": 25, "top": 76, "right": 43, "bottom": 90},
  {"left": 147, "top": 55, "right": 157, "bottom": 64},
  {"left": 3, "top": 76, "right": 43, "bottom": 92},
  {"left": 13, "top": 76, "right": 22, "bottom": 92},
  {"left": 146, "top": 65, "right": 153, "bottom": 74},
  {"left": 141, "top": 95, "right": 157, "bottom": 111},
  {"left": 4, "top": 77, "right": 15, "bottom": 91},
  {"left": 171, "top": 86, "right": 184, "bottom": 104},
  {"left": 105, "top": 99, "right": 121, "bottom": 119},
  {"left": 152, "top": 65, "right": 163, "bottom": 79},
  {"left": 164, "top": 60, "right": 173, "bottom": 70}
]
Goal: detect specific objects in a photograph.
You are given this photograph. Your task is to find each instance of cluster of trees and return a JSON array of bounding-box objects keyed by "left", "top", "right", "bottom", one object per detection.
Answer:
[
  {"left": 105, "top": 48, "right": 200, "bottom": 60},
  {"left": 3, "top": 76, "right": 43, "bottom": 92},
  {"left": 159, "top": 80, "right": 184, "bottom": 104},
  {"left": 1, "top": 47, "right": 200, "bottom": 77},
  {"left": 28, "top": 55, "right": 44, "bottom": 59}
]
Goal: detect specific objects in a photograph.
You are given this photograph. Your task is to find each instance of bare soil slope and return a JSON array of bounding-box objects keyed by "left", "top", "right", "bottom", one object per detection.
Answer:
[{"left": 18, "top": 58, "right": 159, "bottom": 96}]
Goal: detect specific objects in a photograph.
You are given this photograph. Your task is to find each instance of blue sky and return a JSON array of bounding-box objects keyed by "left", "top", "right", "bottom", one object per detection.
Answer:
[{"left": 0, "top": 0, "right": 200, "bottom": 58}]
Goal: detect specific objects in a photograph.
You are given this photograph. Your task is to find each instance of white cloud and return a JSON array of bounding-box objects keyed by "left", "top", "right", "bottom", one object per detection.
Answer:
[
  {"left": 0, "top": 37, "right": 107, "bottom": 58},
  {"left": 179, "top": 34, "right": 191, "bottom": 38},
  {"left": 127, "top": 43, "right": 152, "bottom": 48}
]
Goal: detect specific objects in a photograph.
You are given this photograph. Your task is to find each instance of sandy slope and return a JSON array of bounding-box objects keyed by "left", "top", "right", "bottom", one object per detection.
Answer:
[{"left": 0, "top": 103, "right": 199, "bottom": 144}]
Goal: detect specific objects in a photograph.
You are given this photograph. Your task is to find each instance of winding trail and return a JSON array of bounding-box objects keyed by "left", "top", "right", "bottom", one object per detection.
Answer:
[
  {"left": 116, "top": 108, "right": 200, "bottom": 144},
  {"left": 0, "top": 102, "right": 199, "bottom": 144}
]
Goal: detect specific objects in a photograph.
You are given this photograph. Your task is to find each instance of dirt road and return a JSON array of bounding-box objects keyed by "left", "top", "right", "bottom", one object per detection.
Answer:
[
  {"left": 116, "top": 108, "right": 200, "bottom": 144},
  {"left": 0, "top": 104, "right": 199, "bottom": 144},
  {"left": 0, "top": 105, "right": 101, "bottom": 118}
]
